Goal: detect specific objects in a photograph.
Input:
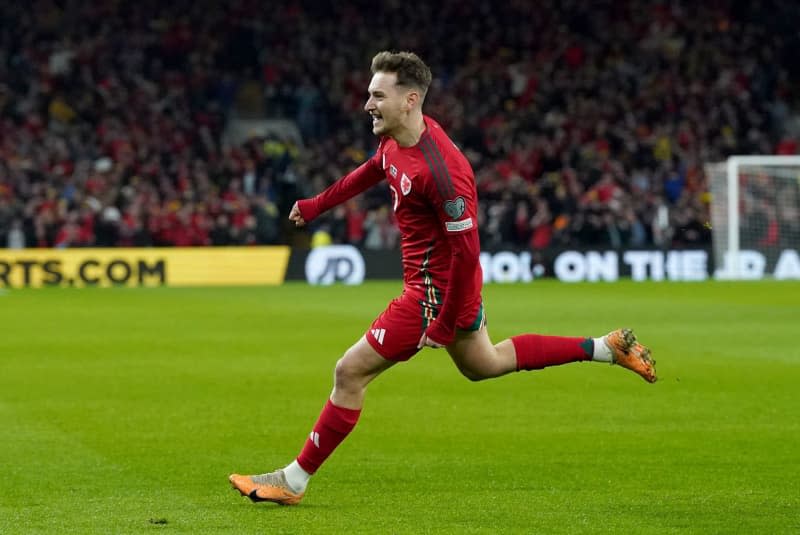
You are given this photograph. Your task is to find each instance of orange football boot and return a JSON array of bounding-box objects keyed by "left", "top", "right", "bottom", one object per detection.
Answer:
[
  {"left": 605, "top": 328, "right": 657, "bottom": 383},
  {"left": 229, "top": 471, "right": 304, "bottom": 506}
]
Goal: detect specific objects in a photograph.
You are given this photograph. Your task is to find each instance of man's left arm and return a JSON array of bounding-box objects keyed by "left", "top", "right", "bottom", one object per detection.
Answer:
[{"left": 420, "top": 227, "right": 481, "bottom": 347}]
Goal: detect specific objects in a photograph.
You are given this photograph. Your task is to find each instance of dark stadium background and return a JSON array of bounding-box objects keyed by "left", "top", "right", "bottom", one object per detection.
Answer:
[
  {"left": 0, "top": 0, "right": 798, "bottom": 253},
  {"left": 2, "top": 4, "right": 800, "bottom": 533}
]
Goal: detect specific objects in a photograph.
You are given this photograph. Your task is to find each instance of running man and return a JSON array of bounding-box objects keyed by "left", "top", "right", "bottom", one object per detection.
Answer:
[{"left": 230, "top": 51, "right": 656, "bottom": 506}]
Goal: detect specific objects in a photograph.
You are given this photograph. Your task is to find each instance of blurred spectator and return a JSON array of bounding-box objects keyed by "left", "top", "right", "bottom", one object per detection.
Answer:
[
  {"left": 0, "top": 0, "right": 798, "bottom": 252},
  {"left": 6, "top": 219, "right": 25, "bottom": 249},
  {"left": 363, "top": 206, "right": 399, "bottom": 250}
]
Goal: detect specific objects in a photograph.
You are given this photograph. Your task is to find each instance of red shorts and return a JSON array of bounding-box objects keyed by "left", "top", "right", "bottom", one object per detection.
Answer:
[{"left": 365, "top": 290, "right": 485, "bottom": 362}]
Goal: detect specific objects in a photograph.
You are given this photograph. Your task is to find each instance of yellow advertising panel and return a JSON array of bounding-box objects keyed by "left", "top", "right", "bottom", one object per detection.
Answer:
[{"left": 0, "top": 247, "right": 290, "bottom": 288}]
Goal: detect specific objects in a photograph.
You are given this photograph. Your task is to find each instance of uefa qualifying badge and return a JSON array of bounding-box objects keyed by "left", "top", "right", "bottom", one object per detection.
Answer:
[{"left": 444, "top": 196, "right": 465, "bottom": 219}]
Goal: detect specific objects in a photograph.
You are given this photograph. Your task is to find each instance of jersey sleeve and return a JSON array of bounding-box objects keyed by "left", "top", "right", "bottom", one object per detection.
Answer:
[
  {"left": 424, "top": 229, "right": 481, "bottom": 345},
  {"left": 421, "top": 145, "right": 482, "bottom": 346},
  {"left": 297, "top": 144, "right": 385, "bottom": 222},
  {"left": 424, "top": 157, "right": 478, "bottom": 236}
]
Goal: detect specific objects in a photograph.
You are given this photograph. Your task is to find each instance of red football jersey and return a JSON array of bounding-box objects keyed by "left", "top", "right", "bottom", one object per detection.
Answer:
[{"left": 298, "top": 116, "right": 483, "bottom": 344}]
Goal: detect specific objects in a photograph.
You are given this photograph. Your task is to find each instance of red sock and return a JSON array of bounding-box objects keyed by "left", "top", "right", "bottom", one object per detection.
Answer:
[
  {"left": 511, "top": 334, "right": 592, "bottom": 371},
  {"left": 296, "top": 399, "right": 361, "bottom": 474}
]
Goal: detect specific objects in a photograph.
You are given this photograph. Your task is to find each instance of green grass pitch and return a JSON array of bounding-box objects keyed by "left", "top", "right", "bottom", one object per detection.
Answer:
[{"left": 1, "top": 280, "right": 798, "bottom": 534}]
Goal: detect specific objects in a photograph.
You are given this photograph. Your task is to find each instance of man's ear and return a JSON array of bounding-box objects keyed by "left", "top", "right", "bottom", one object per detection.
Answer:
[{"left": 405, "top": 90, "right": 420, "bottom": 110}]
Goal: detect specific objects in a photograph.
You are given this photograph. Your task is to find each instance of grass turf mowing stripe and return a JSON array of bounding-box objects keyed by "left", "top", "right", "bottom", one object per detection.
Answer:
[{"left": 0, "top": 281, "right": 797, "bottom": 534}]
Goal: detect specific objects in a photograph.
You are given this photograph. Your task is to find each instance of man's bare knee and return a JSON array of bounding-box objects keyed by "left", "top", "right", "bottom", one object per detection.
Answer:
[
  {"left": 334, "top": 343, "right": 384, "bottom": 392},
  {"left": 334, "top": 355, "right": 362, "bottom": 392},
  {"left": 454, "top": 361, "right": 494, "bottom": 382},
  {"left": 453, "top": 355, "right": 508, "bottom": 382},
  {"left": 448, "top": 328, "right": 515, "bottom": 382},
  {"left": 459, "top": 367, "right": 488, "bottom": 382}
]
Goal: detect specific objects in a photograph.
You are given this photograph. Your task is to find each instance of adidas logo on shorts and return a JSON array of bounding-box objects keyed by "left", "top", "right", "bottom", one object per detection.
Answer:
[{"left": 370, "top": 328, "right": 386, "bottom": 345}]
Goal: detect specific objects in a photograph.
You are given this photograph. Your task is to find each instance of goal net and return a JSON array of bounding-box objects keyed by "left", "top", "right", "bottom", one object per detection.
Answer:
[{"left": 707, "top": 156, "right": 800, "bottom": 280}]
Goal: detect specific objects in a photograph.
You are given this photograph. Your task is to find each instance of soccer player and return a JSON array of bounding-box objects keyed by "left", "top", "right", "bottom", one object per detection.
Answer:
[{"left": 229, "top": 51, "right": 656, "bottom": 505}]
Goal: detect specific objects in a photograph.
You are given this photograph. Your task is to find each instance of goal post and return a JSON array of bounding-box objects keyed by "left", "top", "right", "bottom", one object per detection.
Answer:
[{"left": 707, "top": 155, "right": 800, "bottom": 280}]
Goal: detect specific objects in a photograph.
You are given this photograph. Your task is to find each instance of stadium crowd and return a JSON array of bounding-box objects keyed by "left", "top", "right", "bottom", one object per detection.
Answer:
[{"left": 1, "top": 0, "right": 797, "bottom": 251}]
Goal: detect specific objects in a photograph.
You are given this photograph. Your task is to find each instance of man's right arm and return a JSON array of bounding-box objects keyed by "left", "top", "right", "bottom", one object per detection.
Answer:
[{"left": 295, "top": 158, "right": 384, "bottom": 224}]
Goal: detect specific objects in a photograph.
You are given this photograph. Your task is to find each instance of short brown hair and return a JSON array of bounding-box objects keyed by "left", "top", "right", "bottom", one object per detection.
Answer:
[{"left": 370, "top": 51, "right": 432, "bottom": 98}]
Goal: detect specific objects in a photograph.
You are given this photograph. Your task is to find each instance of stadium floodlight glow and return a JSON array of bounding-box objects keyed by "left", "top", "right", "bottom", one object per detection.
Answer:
[{"left": 707, "top": 155, "right": 800, "bottom": 280}]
